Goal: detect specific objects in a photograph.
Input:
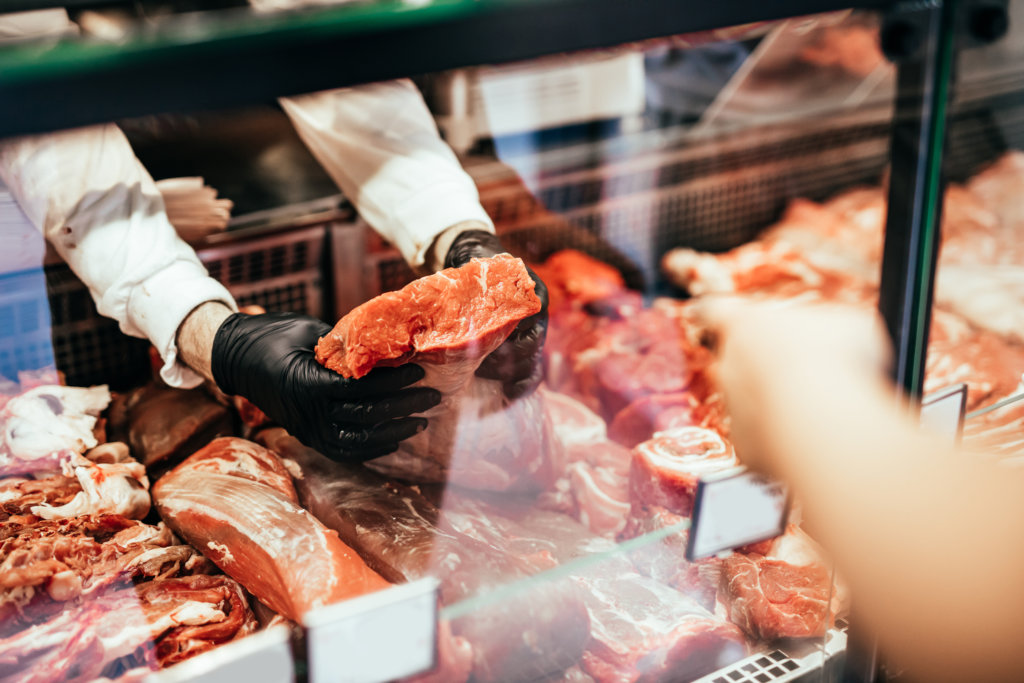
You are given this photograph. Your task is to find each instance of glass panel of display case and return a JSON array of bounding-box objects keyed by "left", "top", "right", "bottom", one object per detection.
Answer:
[{"left": 0, "top": 7, "right": 922, "bottom": 681}]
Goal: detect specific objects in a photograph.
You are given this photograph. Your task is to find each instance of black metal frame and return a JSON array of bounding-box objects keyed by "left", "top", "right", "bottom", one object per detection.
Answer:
[
  {"left": 0, "top": 1, "right": 1007, "bottom": 681},
  {"left": 0, "top": 0, "right": 895, "bottom": 138}
]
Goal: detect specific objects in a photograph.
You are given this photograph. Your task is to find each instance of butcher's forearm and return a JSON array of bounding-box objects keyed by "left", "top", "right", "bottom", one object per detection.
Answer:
[{"left": 177, "top": 302, "right": 234, "bottom": 384}]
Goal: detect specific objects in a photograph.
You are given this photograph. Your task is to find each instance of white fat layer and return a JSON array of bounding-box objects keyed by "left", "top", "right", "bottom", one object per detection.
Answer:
[
  {"left": 2, "top": 385, "right": 110, "bottom": 461},
  {"left": 31, "top": 450, "right": 150, "bottom": 520}
]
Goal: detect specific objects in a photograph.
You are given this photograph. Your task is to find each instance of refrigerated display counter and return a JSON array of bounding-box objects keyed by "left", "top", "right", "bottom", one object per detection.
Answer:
[{"left": 1, "top": 1, "right": 1020, "bottom": 682}]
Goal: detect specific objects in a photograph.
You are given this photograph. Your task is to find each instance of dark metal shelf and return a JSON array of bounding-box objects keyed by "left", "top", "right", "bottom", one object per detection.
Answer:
[{"left": 0, "top": 0, "right": 891, "bottom": 137}]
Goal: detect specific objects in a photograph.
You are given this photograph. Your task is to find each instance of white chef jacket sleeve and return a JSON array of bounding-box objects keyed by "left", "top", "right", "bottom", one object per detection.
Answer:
[
  {"left": 279, "top": 79, "right": 495, "bottom": 269},
  {"left": 0, "top": 125, "right": 237, "bottom": 388}
]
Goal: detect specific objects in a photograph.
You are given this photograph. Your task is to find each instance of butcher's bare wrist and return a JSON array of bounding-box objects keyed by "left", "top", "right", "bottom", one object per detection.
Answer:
[{"left": 177, "top": 301, "right": 233, "bottom": 383}]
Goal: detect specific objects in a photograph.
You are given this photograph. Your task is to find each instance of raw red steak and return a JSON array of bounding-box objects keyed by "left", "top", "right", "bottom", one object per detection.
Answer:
[
  {"left": 629, "top": 427, "right": 739, "bottom": 517},
  {"left": 153, "top": 437, "right": 389, "bottom": 621},
  {"left": 315, "top": 255, "right": 553, "bottom": 490},
  {"left": 720, "top": 526, "right": 837, "bottom": 641},
  {"left": 316, "top": 254, "right": 540, "bottom": 378},
  {"left": 440, "top": 497, "right": 746, "bottom": 683}
]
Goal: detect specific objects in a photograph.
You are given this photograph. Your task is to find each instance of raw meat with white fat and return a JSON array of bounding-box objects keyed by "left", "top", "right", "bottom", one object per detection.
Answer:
[
  {"left": 259, "top": 429, "right": 589, "bottom": 683},
  {"left": 629, "top": 427, "right": 739, "bottom": 517},
  {"left": 0, "top": 574, "right": 256, "bottom": 683},
  {"left": 0, "top": 514, "right": 212, "bottom": 635},
  {"left": 719, "top": 526, "right": 838, "bottom": 641},
  {"left": 153, "top": 437, "right": 389, "bottom": 621},
  {"left": 440, "top": 496, "right": 747, "bottom": 683},
  {"left": 315, "top": 254, "right": 553, "bottom": 490},
  {"left": 1, "top": 385, "right": 111, "bottom": 476}
]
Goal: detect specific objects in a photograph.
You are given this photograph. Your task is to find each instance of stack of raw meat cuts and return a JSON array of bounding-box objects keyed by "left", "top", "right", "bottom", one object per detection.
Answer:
[
  {"left": 662, "top": 150, "right": 1024, "bottom": 463},
  {"left": 0, "top": 379, "right": 259, "bottom": 683}
]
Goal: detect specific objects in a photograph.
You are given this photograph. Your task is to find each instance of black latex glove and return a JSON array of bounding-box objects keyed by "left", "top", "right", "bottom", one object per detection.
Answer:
[
  {"left": 445, "top": 230, "right": 549, "bottom": 399},
  {"left": 212, "top": 312, "right": 440, "bottom": 461}
]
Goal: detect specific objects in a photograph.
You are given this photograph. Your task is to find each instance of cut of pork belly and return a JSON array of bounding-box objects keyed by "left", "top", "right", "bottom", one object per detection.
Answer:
[
  {"left": 153, "top": 437, "right": 388, "bottom": 622},
  {"left": 629, "top": 426, "right": 739, "bottom": 517}
]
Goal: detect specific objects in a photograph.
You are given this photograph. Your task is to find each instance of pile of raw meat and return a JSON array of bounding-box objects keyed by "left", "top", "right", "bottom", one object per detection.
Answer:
[
  {"left": 0, "top": 250, "right": 846, "bottom": 683},
  {"left": 662, "top": 150, "right": 1024, "bottom": 463},
  {"left": 0, "top": 375, "right": 258, "bottom": 682}
]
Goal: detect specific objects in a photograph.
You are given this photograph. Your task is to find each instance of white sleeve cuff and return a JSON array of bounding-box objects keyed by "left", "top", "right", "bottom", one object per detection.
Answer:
[
  {"left": 124, "top": 260, "right": 237, "bottom": 388},
  {"left": 387, "top": 180, "right": 495, "bottom": 268}
]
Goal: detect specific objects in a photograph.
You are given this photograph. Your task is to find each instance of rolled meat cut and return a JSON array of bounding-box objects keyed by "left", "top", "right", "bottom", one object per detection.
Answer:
[
  {"left": 153, "top": 437, "right": 388, "bottom": 621},
  {"left": 629, "top": 426, "right": 739, "bottom": 517},
  {"left": 315, "top": 254, "right": 556, "bottom": 490}
]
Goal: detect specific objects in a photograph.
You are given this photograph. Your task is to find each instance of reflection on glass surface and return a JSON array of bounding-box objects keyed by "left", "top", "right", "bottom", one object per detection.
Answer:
[{"left": 0, "top": 8, "right": 954, "bottom": 681}]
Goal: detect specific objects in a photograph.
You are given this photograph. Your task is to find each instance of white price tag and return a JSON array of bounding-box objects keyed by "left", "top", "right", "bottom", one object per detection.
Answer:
[
  {"left": 304, "top": 578, "right": 439, "bottom": 683},
  {"left": 686, "top": 469, "right": 789, "bottom": 561},
  {"left": 920, "top": 383, "right": 967, "bottom": 442},
  {"left": 145, "top": 625, "right": 293, "bottom": 683}
]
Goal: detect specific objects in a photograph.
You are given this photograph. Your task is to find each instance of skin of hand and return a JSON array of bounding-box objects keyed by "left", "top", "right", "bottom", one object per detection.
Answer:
[
  {"left": 177, "top": 302, "right": 440, "bottom": 461},
  {"left": 697, "top": 297, "right": 1024, "bottom": 682}
]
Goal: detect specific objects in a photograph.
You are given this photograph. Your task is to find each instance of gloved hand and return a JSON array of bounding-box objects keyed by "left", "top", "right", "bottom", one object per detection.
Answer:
[
  {"left": 212, "top": 312, "right": 440, "bottom": 461},
  {"left": 445, "top": 230, "right": 549, "bottom": 399}
]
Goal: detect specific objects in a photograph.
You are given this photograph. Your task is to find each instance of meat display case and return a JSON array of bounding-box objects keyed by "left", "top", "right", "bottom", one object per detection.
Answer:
[{"left": 1, "top": 1, "right": 1021, "bottom": 682}]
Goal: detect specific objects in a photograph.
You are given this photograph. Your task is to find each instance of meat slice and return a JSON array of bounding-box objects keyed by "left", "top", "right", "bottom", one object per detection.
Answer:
[
  {"left": 532, "top": 249, "right": 628, "bottom": 316},
  {"left": 153, "top": 437, "right": 388, "bottom": 621},
  {"left": 543, "top": 388, "right": 608, "bottom": 446},
  {"left": 315, "top": 254, "right": 552, "bottom": 490},
  {"left": 0, "top": 574, "right": 256, "bottom": 683},
  {"left": 259, "top": 429, "right": 588, "bottom": 683},
  {"left": 629, "top": 427, "right": 739, "bottom": 517},
  {"left": 719, "top": 526, "right": 837, "bottom": 641},
  {"left": 106, "top": 384, "right": 232, "bottom": 471},
  {"left": 441, "top": 496, "right": 746, "bottom": 683},
  {"left": 1, "top": 385, "right": 111, "bottom": 476},
  {"left": 619, "top": 506, "right": 721, "bottom": 612}
]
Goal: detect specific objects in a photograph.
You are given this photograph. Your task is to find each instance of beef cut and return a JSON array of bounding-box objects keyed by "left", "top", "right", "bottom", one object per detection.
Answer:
[
  {"left": 441, "top": 496, "right": 747, "bottom": 683},
  {"left": 0, "top": 574, "right": 256, "bottom": 683},
  {"left": 609, "top": 393, "right": 727, "bottom": 448},
  {"left": 629, "top": 426, "right": 739, "bottom": 517},
  {"left": 259, "top": 429, "right": 589, "bottom": 683},
  {"left": 619, "top": 506, "right": 721, "bottom": 612},
  {"left": 153, "top": 437, "right": 389, "bottom": 621},
  {"left": 719, "top": 526, "right": 837, "bottom": 641},
  {"left": 0, "top": 513, "right": 213, "bottom": 635},
  {"left": 106, "top": 384, "right": 232, "bottom": 471},
  {"left": 315, "top": 254, "right": 554, "bottom": 490}
]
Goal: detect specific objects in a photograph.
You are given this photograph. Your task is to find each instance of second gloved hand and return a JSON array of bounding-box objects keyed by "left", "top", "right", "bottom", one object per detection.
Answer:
[
  {"left": 445, "top": 229, "right": 549, "bottom": 399},
  {"left": 211, "top": 312, "right": 440, "bottom": 461}
]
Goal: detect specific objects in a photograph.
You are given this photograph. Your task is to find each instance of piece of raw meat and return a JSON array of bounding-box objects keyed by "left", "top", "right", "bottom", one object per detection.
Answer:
[
  {"left": 532, "top": 249, "right": 628, "bottom": 316},
  {"left": 0, "top": 574, "right": 256, "bottom": 683},
  {"left": 719, "top": 526, "right": 837, "bottom": 641},
  {"left": 0, "top": 472, "right": 82, "bottom": 523},
  {"left": 543, "top": 388, "right": 609, "bottom": 446},
  {"left": 28, "top": 443, "right": 150, "bottom": 521},
  {"left": 619, "top": 506, "right": 721, "bottom": 611},
  {"left": 315, "top": 254, "right": 553, "bottom": 490},
  {"left": 629, "top": 427, "right": 739, "bottom": 517},
  {"left": 0, "top": 514, "right": 211, "bottom": 635},
  {"left": 106, "top": 384, "right": 232, "bottom": 471},
  {"left": 609, "top": 394, "right": 727, "bottom": 449},
  {"left": 153, "top": 437, "right": 389, "bottom": 621},
  {"left": 440, "top": 496, "right": 746, "bottom": 683},
  {"left": 260, "top": 429, "right": 589, "bottom": 683},
  {"left": 1, "top": 385, "right": 111, "bottom": 476}
]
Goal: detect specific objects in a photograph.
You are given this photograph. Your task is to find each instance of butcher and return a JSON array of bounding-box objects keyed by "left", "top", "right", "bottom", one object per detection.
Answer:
[{"left": 0, "top": 7, "right": 548, "bottom": 462}]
